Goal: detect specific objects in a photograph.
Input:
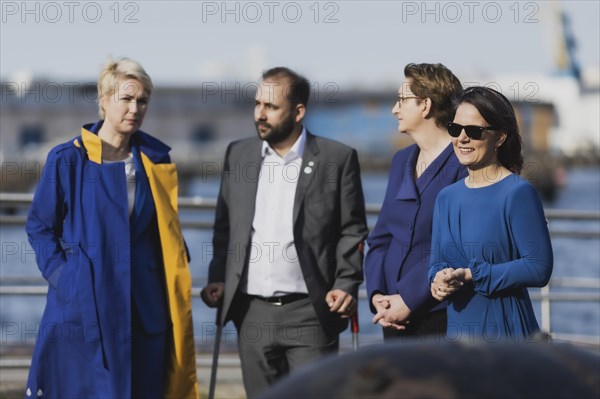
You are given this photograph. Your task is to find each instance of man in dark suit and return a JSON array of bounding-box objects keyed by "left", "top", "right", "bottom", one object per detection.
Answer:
[{"left": 201, "top": 67, "right": 368, "bottom": 397}]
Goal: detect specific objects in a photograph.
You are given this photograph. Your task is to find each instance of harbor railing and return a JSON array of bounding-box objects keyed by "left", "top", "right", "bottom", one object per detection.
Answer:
[{"left": 1, "top": 193, "right": 599, "bottom": 348}]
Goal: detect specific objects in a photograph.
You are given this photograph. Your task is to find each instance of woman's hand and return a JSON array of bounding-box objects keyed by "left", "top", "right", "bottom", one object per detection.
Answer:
[
  {"left": 372, "top": 294, "right": 411, "bottom": 330},
  {"left": 431, "top": 268, "right": 464, "bottom": 301},
  {"left": 450, "top": 268, "right": 473, "bottom": 283}
]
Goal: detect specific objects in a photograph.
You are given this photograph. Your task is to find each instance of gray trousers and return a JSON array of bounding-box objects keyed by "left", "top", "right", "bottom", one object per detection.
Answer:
[{"left": 232, "top": 294, "right": 339, "bottom": 398}]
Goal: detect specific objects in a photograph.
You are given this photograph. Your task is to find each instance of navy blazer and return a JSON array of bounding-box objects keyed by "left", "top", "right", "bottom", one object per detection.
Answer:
[{"left": 365, "top": 143, "right": 467, "bottom": 315}]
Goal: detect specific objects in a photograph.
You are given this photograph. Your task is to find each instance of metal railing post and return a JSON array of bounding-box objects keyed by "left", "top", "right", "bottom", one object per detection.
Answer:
[{"left": 540, "top": 284, "right": 551, "bottom": 334}]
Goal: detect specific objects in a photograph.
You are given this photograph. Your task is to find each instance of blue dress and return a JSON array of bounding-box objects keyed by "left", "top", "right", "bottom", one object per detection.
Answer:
[{"left": 428, "top": 175, "right": 553, "bottom": 340}]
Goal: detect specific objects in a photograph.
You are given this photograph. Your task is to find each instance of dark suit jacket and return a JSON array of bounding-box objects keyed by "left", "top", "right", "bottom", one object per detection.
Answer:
[
  {"left": 208, "top": 132, "right": 368, "bottom": 337},
  {"left": 365, "top": 144, "right": 467, "bottom": 316}
]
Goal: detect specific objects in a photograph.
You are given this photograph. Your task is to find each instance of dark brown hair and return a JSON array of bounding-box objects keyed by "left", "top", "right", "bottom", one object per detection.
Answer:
[
  {"left": 404, "top": 63, "right": 463, "bottom": 128},
  {"left": 456, "top": 86, "right": 524, "bottom": 174}
]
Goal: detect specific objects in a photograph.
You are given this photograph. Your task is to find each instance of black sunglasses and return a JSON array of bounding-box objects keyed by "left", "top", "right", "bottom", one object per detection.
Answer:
[{"left": 446, "top": 122, "right": 497, "bottom": 140}]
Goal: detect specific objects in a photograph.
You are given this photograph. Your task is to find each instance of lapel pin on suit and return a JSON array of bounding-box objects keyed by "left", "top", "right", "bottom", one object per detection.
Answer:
[{"left": 304, "top": 161, "right": 315, "bottom": 175}]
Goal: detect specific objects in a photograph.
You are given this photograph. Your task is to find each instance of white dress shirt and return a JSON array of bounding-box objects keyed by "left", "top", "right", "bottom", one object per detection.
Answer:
[{"left": 242, "top": 128, "right": 309, "bottom": 297}]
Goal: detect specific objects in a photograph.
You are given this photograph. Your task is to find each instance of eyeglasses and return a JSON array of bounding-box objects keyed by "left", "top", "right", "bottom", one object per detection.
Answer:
[
  {"left": 446, "top": 122, "right": 497, "bottom": 140},
  {"left": 396, "top": 96, "right": 421, "bottom": 105}
]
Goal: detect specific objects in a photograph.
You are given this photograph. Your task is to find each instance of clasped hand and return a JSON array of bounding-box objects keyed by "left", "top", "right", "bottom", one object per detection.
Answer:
[
  {"left": 371, "top": 293, "right": 411, "bottom": 330},
  {"left": 430, "top": 268, "right": 471, "bottom": 301}
]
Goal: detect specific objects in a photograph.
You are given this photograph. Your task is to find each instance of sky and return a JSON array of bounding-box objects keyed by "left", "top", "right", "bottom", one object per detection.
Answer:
[{"left": 1, "top": 0, "right": 599, "bottom": 88}]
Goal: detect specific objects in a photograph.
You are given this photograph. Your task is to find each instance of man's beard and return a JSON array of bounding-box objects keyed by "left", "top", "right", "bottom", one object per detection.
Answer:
[{"left": 255, "top": 116, "right": 296, "bottom": 145}]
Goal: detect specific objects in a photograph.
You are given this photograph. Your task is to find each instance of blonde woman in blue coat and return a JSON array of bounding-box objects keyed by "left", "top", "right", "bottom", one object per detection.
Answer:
[{"left": 25, "top": 58, "right": 199, "bottom": 398}]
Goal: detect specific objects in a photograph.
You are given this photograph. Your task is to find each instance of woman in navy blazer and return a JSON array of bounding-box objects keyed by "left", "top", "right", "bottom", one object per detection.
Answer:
[{"left": 365, "top": 63, "right": 466, "bottom": 340}]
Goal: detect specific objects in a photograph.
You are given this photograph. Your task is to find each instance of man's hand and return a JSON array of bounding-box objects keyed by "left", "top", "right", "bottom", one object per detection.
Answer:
[
  {"left": 372, "top": 294, "right": 411, "bottom": 331},
  {"left": 200, "top": 282, "right": 224, "bottom": 308},
  {"left": 325, "top": 289, "right": 356, "bottom": 318}
]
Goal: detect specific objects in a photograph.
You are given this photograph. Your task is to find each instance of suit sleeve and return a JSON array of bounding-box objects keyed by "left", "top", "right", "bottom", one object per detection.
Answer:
[
  {"left": 364, "top": 224, "right": 392, "bottom": 313},
  {"left": 364, "top": 162, "right": 397, "bottom": 313},
  {"left": 207, "top": 144, "right": 232, "bottom": 283},
  {"left": 25, "top": 149, "right": 68, "bottom": 289},
  {"left": 469, "top": 183, "right": 553, "bottom": 296},
  {"left": 332, "top": 149, "right": 368, "bottom": 299}
]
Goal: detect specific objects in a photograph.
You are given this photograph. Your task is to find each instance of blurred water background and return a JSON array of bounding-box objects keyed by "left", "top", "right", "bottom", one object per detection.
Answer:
[{"left": 2, "top": 166, "right": 598, "bottom": 350}]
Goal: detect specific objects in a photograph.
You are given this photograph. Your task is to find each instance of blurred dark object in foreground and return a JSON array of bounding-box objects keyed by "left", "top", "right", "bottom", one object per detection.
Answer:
[{"left": 261, "top": 340, "right": 600, "bottom": 399}]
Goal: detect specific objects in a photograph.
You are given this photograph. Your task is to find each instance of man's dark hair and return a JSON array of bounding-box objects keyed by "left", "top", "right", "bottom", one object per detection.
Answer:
[{"left": 262, "top": 67, "right": 310, "bottom": 107}]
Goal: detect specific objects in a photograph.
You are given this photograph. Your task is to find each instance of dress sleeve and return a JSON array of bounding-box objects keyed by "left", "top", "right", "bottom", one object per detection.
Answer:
[
  {"left": 428, "top": 195, "right": 451, "bottom": 285},
  {"left": 470, "top": 183, "right": 553, "bottom": 296},
  {"left": 25, "top": 149, "right": 68, "bottom": 288}
]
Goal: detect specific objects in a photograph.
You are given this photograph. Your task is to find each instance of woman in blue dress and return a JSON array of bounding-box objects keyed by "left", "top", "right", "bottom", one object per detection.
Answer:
[
  {"left": 428, "top": 86, "right": 553, "bottom": 340},
  {"left": 25, "top": 58, "right": 199, "bottom": 398}
]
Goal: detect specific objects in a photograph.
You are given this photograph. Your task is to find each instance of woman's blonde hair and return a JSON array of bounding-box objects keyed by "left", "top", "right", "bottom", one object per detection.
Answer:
[{"left": 97, "top": 57, "right": 153, "bottom": 118}]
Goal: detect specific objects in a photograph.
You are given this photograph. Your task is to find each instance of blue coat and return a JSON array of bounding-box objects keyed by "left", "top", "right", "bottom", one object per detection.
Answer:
[
  {"left": 25, "top": 124, "right": 199, "bottom": 398},
  {"left": 365, "top": 144, "right": 467, "bottom": 315}
]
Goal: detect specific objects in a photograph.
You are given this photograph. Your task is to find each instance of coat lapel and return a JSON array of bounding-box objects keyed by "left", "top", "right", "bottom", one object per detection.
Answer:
[
  {"left": 238, "top": 139, "right": 263, "bottom": 229},
  {"left": 293, "top": 132, "right": 319, "bottom": 223},
  {"left": 140, "top": 153, "right": 199, "bottom": 399},
  {"left": 396, "top": 143, "right": 455, "bottom": 200},
  {"left": 415, "top": 143, "right": 454, "bottom": 194},
  {"left": 396, "top": 145, "right": 419, "bottom": 201},
  {"left": 80, "top": 126, "right": 103, "bottom": 164}
]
